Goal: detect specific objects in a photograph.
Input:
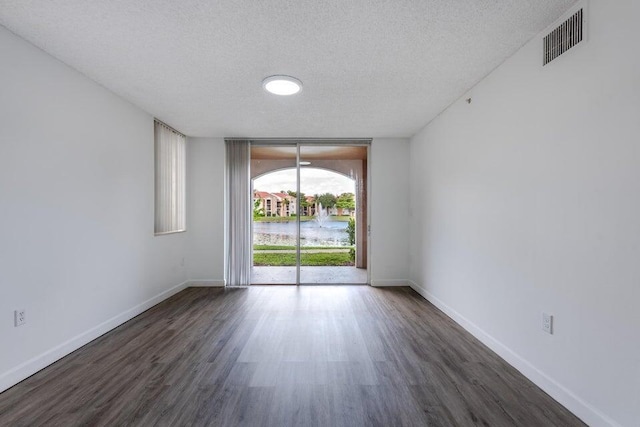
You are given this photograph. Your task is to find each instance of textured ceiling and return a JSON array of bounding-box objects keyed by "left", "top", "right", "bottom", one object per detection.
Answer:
[{"left": 0, "top": 0, "right": 575, "bottom": 138}]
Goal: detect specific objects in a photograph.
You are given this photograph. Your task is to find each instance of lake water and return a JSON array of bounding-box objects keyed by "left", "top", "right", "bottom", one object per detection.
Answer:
[{"left": 253, "top": 220, "right": 350, "bottom": 246}]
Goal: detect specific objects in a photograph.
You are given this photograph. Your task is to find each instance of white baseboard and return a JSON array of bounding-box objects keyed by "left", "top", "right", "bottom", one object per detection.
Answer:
[
  {"left": 0, "top": 280, "right": 189, "bottom": 394},
  {"left": 187, "top": 280, "right": 225, "bottom": 287},
  {"left": 408, "top": 280, "right": 619, "bottom": 427},
  {"left": 370, "top": 279, "right": 409, "bottom": 287}
]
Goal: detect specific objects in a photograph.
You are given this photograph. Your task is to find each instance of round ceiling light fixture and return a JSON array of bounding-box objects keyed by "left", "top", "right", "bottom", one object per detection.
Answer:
[
  {"left": 299, "top": 161, "right": 311, "bottom": 166},
  {"left": 262, "top": 75, "right": 303, "bottom": 96}
]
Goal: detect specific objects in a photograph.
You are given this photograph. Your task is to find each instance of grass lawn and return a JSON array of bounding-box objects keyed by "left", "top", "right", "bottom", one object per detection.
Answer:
[
  {"left": 253, "top": 216, "right": 314, "bottom": 222},
  {"left": 253, "top": 245, "right": 352, "bottom": 251},
  {"left": 253, "top": 252, "right": 354, "bottom": 266}
]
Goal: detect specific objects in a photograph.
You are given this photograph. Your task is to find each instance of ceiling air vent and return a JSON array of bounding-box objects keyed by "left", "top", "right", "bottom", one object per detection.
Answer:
[{"left": 543, "top": 8, "right": 584, "bottom": 66}]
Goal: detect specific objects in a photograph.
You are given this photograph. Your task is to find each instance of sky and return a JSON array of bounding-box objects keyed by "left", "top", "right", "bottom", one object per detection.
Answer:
[{"left": 254, "top": 168, "right": 355, "bottom": 196}]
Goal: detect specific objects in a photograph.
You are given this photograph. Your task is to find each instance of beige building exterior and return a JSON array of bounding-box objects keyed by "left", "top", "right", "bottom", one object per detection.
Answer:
[
  {"left": 253, "top": 191, "right": 296, "bottom": 217},
  {"left": 254, "top": 190, "right": 358, "bottom": 218}
]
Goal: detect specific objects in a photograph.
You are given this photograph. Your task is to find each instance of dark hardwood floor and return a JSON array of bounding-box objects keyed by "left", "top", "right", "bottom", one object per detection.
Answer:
[{"left": 0, "top": 286, "right": 584, "bottom": 426}]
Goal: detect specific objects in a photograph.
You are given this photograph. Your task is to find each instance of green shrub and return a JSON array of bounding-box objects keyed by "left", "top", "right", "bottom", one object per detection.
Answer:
[{"left": 346, "top": 218, "right": 356, "bottom": 245}]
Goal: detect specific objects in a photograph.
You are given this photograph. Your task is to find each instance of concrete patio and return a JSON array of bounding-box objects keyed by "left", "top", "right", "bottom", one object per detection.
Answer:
[{"left": 251, "top": 266, "right": 368, "bottom": 284}]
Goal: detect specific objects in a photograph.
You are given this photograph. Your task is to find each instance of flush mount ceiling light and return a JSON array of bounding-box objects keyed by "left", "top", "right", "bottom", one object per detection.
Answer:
[
  {"left": 262, "top": 75, "right": 303, "bottom": 96},
  {"left": 299, "top": 161, "right": 311, "bottom": 166}
]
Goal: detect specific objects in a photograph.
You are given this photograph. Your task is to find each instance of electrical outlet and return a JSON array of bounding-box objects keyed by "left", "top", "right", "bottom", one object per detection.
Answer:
[
  {"left": 542, "top": 312, "right": 553, "bottom": 334},
  {"left": 14, "top": 309, "right": 26, "bottom": 327}
]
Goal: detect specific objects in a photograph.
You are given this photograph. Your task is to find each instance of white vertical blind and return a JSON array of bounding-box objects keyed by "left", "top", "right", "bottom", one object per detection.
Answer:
[
  {"left": 224, "top": 139, "right": 252, "bottom": 286},
  {"left": 154, "top": 120, "right": 186, "bottom": 234}
]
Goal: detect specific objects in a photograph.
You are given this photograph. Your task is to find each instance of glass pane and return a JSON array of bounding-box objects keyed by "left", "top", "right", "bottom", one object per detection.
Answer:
[
  {"left": 299, "top": 145, "right": 368, "bottom": 284},
  {"left": 250, "top": 145, "right": 298, "bottom": 284}
]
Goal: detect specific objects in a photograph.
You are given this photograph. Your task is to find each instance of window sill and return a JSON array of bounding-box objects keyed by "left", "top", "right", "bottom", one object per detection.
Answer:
[{"left": 154, "top": 229, "right": 186, "bottom": 236}]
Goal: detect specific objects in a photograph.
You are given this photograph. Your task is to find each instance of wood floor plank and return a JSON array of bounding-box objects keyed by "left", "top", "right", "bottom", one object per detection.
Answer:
[{"left": 0, "top": 286, "right": 585, "bottom": 426}]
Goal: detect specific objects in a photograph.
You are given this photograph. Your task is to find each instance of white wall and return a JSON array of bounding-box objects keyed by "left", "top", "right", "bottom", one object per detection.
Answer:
[
  {"left": 0, "top": 26, "right": 188, "bottom": 392},
  {"left": 408, "top": 2, "right": 640, "bottom": 426},
  {"left": 370, "top": 138, "right": 410, "bottom": 285},
  {"left": 186, "top": 137, "right": 225, "bottom": 284}
]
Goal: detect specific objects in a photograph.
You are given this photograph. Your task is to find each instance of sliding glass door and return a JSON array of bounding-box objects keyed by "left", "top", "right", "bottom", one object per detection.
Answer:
[
  {"left": 250, "top": 145, "right": 298, "bottom": 284},
  {"left": 299, "top": 144, "right": 368, "bottom": 284},
  {"left": 250, "top": 142, "right": 369, "bottom": 285}
]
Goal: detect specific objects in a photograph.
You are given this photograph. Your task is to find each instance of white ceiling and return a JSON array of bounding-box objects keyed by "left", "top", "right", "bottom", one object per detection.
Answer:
[{"left": 0, "top": 0, "right": 575, "bottom": 138}]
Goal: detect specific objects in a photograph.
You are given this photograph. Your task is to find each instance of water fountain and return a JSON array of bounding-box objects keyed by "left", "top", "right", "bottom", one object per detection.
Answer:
[{"left": 314, "top": 202, "right": 329, "bottom": 227}]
